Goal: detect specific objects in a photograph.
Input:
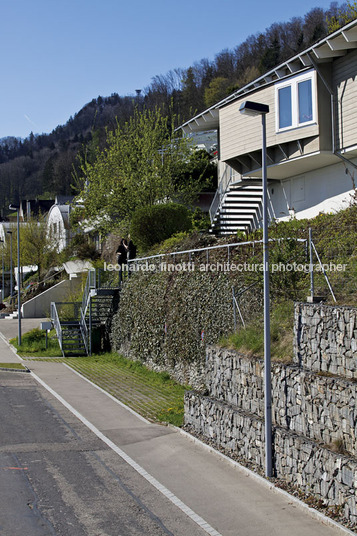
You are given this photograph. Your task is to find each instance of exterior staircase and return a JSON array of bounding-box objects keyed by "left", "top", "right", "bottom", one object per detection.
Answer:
[
  {"left": 210, "top": 181, "right": 263, "bottom": 236},
  {"left": 61, "top": 321, "right": 87, "bottom": 356},
  {"left": 3, "top": 310, "right": 20, "bottom": 319},
  {"left": 51, "top": 271, "right": 119, "bottom": 357}
]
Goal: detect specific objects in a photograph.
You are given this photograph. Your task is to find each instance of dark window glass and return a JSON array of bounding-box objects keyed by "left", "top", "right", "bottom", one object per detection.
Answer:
[
  {"left": 298, "top": 79, "right": 312, "bottom": 123},
  {"left": 278, "top": 86, "right": 292, "bottom": 129}
]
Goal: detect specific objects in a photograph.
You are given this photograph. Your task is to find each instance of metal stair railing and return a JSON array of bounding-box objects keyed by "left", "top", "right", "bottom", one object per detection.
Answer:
[
  {"left": 51, "top": 301, "right": 64, "bottom": 357},
  {"left": 209, "top": 164, "right": 249, "bottom": 225},
  {"left": 80, "top": 306, "right": 89, "bottom": 355},
  {"left": 81, "top": 269, "right": 96, "bottom": 318},
  {"left": 209, "top": 174, "right": 234, "bottom": 224},
  {"left": 51, "top": 269, "right": 119, "bottom": 356},
  {"left": 78, "top": 270, "right": 96, "bottom": 356}
]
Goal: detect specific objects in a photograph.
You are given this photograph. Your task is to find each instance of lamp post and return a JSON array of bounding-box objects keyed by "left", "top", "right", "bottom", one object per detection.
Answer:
[
  {"left": 239, "top": 100, "right": 272, "bottom": 477},
  {"left": 9, "top": 205, "right": 21, "bottom": 346},
  {"left": 0, "top": 238, "right": 4, "bottom": 301},
  {"left": 6, "top": 230, "right": 13, "bottom": 298}
]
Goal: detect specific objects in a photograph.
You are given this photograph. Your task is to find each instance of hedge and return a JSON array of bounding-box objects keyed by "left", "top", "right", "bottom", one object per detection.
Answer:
[{"left": 110, "top": 263, "right": 262, "bottom": 389}]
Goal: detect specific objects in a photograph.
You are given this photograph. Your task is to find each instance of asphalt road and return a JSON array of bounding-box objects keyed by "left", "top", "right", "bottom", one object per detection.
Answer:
[
  {"left": 0, "top": 371, "right": 207, "bottom": 536},
  {"left": 0, "top": 320, "right": 353, "bottom": 536}
]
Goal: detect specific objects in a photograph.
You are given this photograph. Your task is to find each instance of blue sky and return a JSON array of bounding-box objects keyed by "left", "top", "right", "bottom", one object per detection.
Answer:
[{"left": 0, "top": 0, "right": 336, "bottom": 139}]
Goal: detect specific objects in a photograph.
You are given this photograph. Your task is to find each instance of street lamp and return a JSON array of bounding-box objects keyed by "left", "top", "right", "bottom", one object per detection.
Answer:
[
  {"left": 6, "top": 230, "right": 13, "bottom": 298},
  {"left": 0, "top": 238, "right": 4, "bottom": 301},
  {"left": 239, "top": 100, "right": 272, "bottom": 477},
  {"left": 9, "top": 205, "right": 21, "bottom": 346}
]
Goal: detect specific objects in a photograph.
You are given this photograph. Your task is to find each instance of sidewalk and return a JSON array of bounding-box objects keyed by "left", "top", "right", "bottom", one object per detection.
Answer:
[{"left": 0, "top": 318, "right": 354, "bottom": 536}]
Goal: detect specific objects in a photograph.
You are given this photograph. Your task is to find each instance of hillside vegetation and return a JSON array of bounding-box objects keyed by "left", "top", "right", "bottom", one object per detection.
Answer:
[{"left": 110, "top": 201, "right": 357, "bottom": 378}]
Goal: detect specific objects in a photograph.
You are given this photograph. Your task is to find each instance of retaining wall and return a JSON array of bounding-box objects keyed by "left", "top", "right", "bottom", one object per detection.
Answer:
[
  {"left": 184, "top": 303, "right": 357, "bottom": 525},
  {"left": 294, "top": 302, "right": 357, "bottom": 378},
  {"left": 21, "top": 277, "right": 82, "bottom": 318}
]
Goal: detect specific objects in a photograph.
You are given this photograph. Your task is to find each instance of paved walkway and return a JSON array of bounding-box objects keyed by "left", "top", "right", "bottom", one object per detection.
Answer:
[{"left": 0, "top": 318, "right": 354, "bottom": 536}]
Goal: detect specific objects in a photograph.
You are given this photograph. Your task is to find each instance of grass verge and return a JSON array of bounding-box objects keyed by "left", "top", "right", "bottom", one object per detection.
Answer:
[
  {"left": 0, "top": 362, "right": 28, "bottom": 370},
  {"left": 221, "top": 300, "right": 294, "bottom": 362},
  {"left": 10, "top": 327, "right": 62, "bottom": 357},
  {"left": 10, "top": 328, "right": 188, "bottom": 425},
  {"left": 29, "top": 352, "right": 188, "bottom": 426}
]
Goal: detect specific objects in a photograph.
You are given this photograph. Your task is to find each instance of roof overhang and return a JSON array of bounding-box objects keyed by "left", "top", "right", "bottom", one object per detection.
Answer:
[
  {"left": 181, "top": 108, "right": 219, "bottom": 134},
  {"left": 242, "top": 152, "right": 340, "bottom": 181}
]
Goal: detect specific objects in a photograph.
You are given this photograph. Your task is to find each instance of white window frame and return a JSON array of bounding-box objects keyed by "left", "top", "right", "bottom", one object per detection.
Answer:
[{"left": 275, "top": 70, "right": 317, "bottom": 133}]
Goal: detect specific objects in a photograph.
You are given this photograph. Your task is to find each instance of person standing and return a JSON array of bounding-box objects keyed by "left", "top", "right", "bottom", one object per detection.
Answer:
[
  {"left": 127, "top": 235, "right": 137, "bottom": 261},
  {"left": 116, "top": 238, "right": 128, "bottom": 285}
]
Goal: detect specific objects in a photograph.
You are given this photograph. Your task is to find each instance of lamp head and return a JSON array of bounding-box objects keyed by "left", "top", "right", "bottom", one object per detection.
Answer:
[
  {"left": 239, "top": 101, "right": 269, "bottom": 116},
  {"left": 9, "top": 204, "right": 20, "bottom": 211}
]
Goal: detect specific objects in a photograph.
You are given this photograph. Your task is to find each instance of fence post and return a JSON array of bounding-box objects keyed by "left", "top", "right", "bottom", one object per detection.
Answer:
[
  {"left": 232, "top": 287, "right": 237, "bottom": 331},
  {"left": 89, "top": 297, "right": 92, "bottom": 356},
  {"left": 309, "top": 227, "right": 314, "bottom": 300}
]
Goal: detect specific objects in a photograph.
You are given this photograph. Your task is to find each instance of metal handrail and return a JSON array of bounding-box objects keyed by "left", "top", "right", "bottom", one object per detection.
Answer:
[
  {"left": 128, "top": 238, "right": 307, "bottom": 266},
  {"left": 51, "top": 301, "right": 64, "bottom": 356},
  {"left": 81, "top": 269, "right": 96, "bottom": 318},
  {"left": 209, "top": 163, "right": 240, "bottom": 224},
  {"left": 79, "top": 306, "right": 89, "bottom": 355},
  {"left": 50, "top": 270, "right": 97, "bottom": 357},
  {"left": 209, "top": 189, "right": 222, "bottom": 224},
  {"left": 209, "top": 175, "right": 234, "bottom": 224}
]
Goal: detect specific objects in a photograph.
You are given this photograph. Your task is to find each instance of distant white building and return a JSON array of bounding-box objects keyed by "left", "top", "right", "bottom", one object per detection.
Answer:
[
  {"left": 47, "top": 196, "right": 74, "bottom": 252},
  {"left": 0, "top": 221, "right": 16, "bottom": 244}
]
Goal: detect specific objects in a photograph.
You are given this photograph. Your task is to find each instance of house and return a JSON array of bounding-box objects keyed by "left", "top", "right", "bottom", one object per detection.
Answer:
[
  {"left": 180, "top": 19, "right": 357, "bottom": 235},
  {"left": 47, "top": 196, "right": 74, "bottom": 252}
]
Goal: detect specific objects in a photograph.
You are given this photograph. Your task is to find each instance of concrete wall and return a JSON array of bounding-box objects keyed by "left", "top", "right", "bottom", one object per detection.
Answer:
[
  {"left": 185, "top": 303, "right": 357, "bottom": 525},
  {"left": 21, "top": 277, "right": 82, "bottom": 318},
  {"left": 269, "top": 167, "right": 355, "bottom": 221}
]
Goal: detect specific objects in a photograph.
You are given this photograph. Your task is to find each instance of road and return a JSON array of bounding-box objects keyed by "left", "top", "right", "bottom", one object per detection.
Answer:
[
  {"left": 0, "top": 370, "right": 207, "bottom": 536},
  {"left": 0, "top": 319, "right": 354, "bottom": 536}
]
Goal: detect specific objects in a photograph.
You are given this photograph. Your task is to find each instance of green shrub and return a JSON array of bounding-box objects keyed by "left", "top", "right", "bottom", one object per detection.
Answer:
[
  {"left": 191, "top": 208, "right": 210, "bottom": 232},
  {"left": 20, "top": 327, "right": 44, "bottom": 344},
  {"left": 130, "top": 203, "right": 193, "bottom": 252},
  {"left": 10, "top": 328, "right": 62, "bottom": 357}
]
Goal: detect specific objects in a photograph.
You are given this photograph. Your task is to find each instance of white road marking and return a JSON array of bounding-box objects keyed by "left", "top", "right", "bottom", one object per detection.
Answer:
[{"left": 31, "top": 371, "right": 223, "bottom": 536}]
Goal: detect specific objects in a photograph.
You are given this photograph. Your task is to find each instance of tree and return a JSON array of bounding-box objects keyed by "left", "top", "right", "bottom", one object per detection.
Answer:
[
  {"left": 204, "top": 77, "right": 231, "bottom": 108},
  {"left": 74, "top": 107, "right": 197, "bottom": 234},
  {"left": 181, "top": 67, "right": 201, "bottom": 116},
  {"left": 21, "top": 216, "right": 58, "bottom": 280},
  {"left": 259, "top": 37, "right": 281, "bottom": 73},
  {"left": 174, "top": 149, "right": 217, "bottom": 192},
  {"left": 327, "top": 1, "right": 357, "bottom": 33}
]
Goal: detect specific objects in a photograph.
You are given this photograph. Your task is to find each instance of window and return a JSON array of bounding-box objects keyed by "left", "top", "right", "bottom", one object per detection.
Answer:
[{"left": 276, "top": 70, "right": 316, "bottom": 132}]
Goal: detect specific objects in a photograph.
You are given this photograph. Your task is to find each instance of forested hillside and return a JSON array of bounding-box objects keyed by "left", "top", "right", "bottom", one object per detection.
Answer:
[{"left": 0, "top": 2, "right": 351, "bottom": 218}]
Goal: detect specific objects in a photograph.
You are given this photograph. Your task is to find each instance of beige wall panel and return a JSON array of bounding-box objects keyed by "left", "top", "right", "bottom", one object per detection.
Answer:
[
  {"left": 333, "top": 49, "right": 357, "bottom": 150},
  {"left": 220, "top": 83, "right": 319, "bottom": 162}
]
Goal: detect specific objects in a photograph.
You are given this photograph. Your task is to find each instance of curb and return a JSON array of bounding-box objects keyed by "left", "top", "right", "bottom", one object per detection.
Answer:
[
  {"left": 1, "top": 327, "right": 355, "bottom": 535},
  {"left": 173, "top": 426, "right": 356, "bottom": 536},
  {"left": 0, "top": 331, "right": 25, "bottom": 359},
  {"left": 0, "top": 366, "right": 30, "bottom": 373}
]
